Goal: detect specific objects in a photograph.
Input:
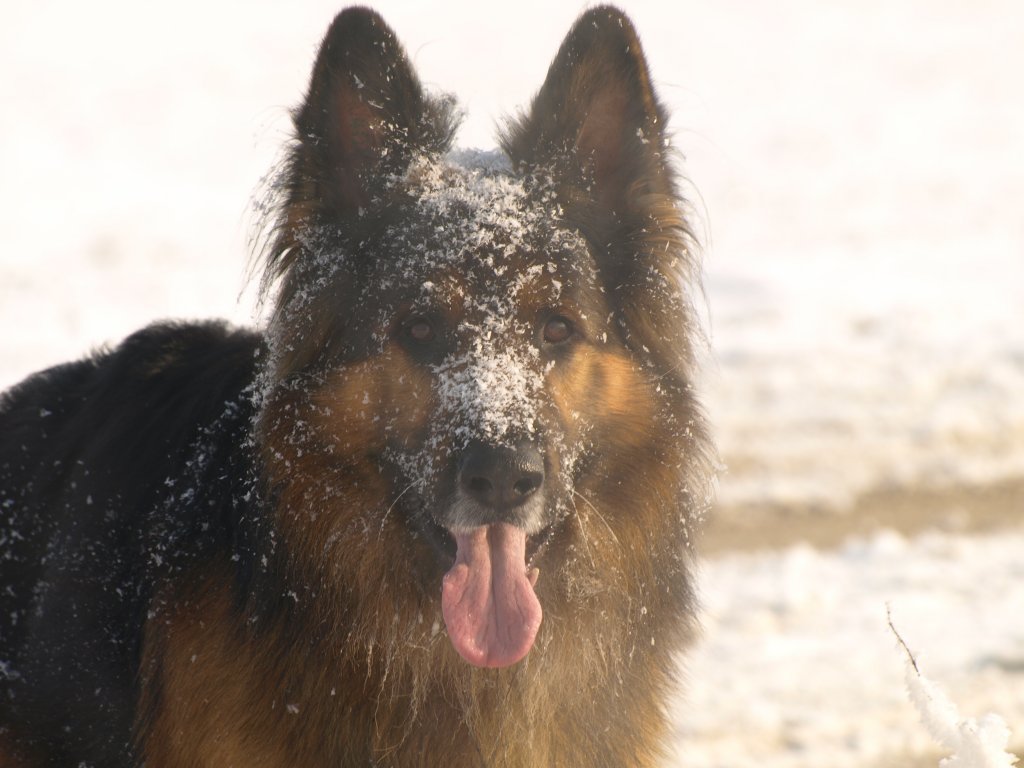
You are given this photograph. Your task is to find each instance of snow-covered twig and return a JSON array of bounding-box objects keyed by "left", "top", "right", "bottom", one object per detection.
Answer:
[{"left": 888, "top": 606, "right": 1019, "bottom": 768}]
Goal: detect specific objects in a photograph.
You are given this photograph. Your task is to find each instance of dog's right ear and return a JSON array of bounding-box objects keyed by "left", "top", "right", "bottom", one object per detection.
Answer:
[{"left": 290, "top": 7, "right": 452, "bottom": 217}]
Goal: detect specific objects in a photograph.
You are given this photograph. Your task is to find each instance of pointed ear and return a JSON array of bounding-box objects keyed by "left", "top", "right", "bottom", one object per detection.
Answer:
[
  {"left": 292, "top": 8, "right": 456, "bottom": 216},
  {"left": 501, "top": 6, "right": 674, "bottom": 219}
]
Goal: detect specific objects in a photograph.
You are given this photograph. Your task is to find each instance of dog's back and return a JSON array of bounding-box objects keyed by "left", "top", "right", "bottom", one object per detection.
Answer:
[{"left": 0, "top": 321, "right": 260, "bottom": 762}]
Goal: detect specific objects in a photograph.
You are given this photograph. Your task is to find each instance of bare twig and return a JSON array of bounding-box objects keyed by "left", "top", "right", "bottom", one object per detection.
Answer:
[{"left": 886, "top": 603, "right": 920, "bottom": 676}]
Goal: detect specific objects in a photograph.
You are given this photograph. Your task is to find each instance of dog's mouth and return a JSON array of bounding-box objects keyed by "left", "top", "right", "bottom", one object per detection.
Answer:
[{"left": 418, "top": 515, "right": 554, "bottom": 668}]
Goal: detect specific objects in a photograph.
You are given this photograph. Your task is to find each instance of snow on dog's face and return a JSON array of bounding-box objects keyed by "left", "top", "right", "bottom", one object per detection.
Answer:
[
  {"left": 254, "top": 8, "right": 707, "bottom": 671},
  {"left": 378, "top": 156, "right": 592, "bottom": 511}
]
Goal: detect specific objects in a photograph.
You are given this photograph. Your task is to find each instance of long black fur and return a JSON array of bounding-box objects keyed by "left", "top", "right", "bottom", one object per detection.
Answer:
[{"left": 0, "top": 322, "right": 261, "bottom": 762}]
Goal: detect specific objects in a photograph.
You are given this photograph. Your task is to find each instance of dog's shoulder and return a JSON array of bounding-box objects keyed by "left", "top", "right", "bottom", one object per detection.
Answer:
[{"left": 1, "top": 320, "right": 265, "bottom": 548}]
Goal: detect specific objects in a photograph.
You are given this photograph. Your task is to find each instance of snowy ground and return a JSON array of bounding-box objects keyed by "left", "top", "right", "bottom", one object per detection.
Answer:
[
  {"left": 675, "top": 528, "right": 1024, "bottom": 766},
  {"left": 2, "top": 1, "right": 1022, "bottom": 765}
]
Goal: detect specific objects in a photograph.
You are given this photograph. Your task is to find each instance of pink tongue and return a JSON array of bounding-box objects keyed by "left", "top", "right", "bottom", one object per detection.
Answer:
[{"left": 441, "top": 523, "right": 542, "bottom": 668}]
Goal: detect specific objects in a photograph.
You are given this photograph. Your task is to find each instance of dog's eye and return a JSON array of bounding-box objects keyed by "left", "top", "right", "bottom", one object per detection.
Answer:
[
  {"left": 407, "top": 318, "right": 435, "bottom": 343},
  {"left": 542, "top": 316, "right": 574, "bottom": 345}
]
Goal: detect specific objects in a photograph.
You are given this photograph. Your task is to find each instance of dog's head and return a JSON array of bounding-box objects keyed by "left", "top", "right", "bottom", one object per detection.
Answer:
[{"left": 255, "top": 7, "right": 708, "bottom": 669}]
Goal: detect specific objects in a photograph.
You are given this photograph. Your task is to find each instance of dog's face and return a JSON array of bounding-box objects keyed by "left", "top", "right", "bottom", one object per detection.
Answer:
[
  {"left": 371, "top": 160, "right": 594, "bottom": 533},
  {"left": 256, "top": 8, "right": 703, "bottom": 670}
]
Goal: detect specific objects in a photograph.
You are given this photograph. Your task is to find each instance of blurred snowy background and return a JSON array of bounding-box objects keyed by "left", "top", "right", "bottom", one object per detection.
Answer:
[{"left": 1, "top": 1, "right": 1021, "bottom": 765}]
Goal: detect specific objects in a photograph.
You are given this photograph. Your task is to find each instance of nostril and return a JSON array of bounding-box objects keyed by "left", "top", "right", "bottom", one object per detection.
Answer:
[
  {"left": 513, "top": 475, "right": 541, "bottom": 498},
  {"left": 468, "top": 476, "right": 493, "bottom": 497}
]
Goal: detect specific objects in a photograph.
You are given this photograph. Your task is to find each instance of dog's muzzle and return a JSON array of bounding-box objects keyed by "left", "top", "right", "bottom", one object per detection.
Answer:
[
  {"left": 446, "top": 440, "right": 546, "bottom": 533},
  {"left": 459, "top": 440, "right": 544, "bottom": 509}
]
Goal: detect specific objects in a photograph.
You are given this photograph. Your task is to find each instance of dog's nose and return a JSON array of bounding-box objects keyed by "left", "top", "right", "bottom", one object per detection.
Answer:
[{"left": 458, "top": 442, "right": 545, "bottom": 510}]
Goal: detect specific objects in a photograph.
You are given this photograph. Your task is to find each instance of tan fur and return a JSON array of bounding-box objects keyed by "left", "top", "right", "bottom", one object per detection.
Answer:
[{"left": 141, "top": 559, "right": 680, "bottom": 767}]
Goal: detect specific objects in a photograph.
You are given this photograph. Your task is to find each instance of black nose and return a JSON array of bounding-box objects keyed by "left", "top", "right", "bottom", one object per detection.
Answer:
[{"left": 458, "top": 441, "right": 545, "bottom": 510}]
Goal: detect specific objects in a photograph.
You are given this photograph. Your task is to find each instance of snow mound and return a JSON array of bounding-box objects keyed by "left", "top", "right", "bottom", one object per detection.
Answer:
[{"left": 908, "top": 666, "right": 1018, "bottom": 768}]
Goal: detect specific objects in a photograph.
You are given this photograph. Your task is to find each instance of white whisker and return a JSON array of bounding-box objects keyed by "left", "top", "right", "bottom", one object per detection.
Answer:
[
  {"left": 380, "top": 480, "right": 422, "bottom": 536},
  {"left": 568, "top": 493, "right": 595, "bottom": 565},
  {"left": 572, "top": 489, "right": 620, "bottom": 548}
]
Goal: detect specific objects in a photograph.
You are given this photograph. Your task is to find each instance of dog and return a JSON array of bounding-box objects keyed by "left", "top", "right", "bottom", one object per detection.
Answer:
[{"left": 0, "top": 6, "right": 713, "bottom": 766}]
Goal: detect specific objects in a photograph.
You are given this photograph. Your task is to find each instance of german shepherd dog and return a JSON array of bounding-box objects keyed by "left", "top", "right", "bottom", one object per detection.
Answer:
[{"left": 0, "top": 6, "right": 712, "bottom": 766}]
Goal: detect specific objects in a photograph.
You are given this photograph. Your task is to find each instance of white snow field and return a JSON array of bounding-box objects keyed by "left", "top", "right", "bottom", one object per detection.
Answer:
[
  {"left": 2, "top": 1, "right": 1022, "bottom": 765},
  {"left": 675, "top": 528, "right": 1024, "bottom": 767}
]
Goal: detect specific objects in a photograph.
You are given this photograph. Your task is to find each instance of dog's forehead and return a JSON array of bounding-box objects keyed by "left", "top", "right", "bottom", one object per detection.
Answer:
[{"left": 383, "top": 154, "right": 592, "bottom": 312}]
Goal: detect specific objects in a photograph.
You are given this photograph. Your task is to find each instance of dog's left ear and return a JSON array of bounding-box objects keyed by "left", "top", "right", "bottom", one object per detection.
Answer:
[{"left": 501, "top": 6, "right": 675, "bottom": 224}]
